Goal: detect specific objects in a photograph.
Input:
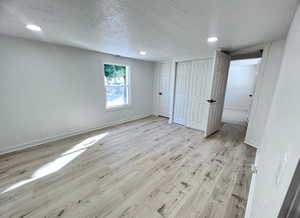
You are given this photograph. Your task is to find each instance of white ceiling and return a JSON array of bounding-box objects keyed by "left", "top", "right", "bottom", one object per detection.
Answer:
[{"left": 0, "top": 0, "right": 298, "bottom": 61}]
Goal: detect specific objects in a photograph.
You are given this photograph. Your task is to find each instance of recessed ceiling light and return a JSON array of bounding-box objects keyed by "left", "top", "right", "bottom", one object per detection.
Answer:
[
  {"left": 207, "top": 37, "right": 218, "bottom": 43},
  {"left": 26, "top": 24, "right": 42, "bottom": 32},
  {"left": 139, "top": 51, "right": 147, "bottom": 55}
]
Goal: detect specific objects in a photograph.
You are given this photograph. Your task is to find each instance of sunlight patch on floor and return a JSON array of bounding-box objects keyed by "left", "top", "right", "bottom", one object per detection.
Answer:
[{"left": 1, "top": 133, "right": 108, "bottom": 193}]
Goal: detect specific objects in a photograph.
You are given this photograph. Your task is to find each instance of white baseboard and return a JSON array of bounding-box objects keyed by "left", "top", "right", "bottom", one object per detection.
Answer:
[
  {"left": 244, "top": 148, "right": 260, "bottom": 218},
  {"left": 244, "top": 139, "right": 259, "bottom": 149},
  {"left": 223, "top": 107, "right": 249, "bottom": 112},
  {"left": 0, "top": 113, "right": 151, "bottom": 155}
]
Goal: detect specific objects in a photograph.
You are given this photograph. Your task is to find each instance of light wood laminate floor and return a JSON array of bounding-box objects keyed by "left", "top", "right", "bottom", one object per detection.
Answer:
[{"left": 0, "top": 116, "right": 256, "bottom": 218}]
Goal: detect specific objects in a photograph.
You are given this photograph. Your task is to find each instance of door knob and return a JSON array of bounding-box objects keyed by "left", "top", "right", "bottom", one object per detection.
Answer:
[
  {"left": 159, "top": 92, "right": 162, "bottom": 95},
  {"left": 207, "top": 99, "right": 216, "bottom": 103}
]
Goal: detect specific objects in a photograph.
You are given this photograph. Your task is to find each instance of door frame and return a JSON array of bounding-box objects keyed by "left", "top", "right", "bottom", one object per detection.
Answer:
[{"left": 244, "top": 149, "right": 260, "bottom": 218}]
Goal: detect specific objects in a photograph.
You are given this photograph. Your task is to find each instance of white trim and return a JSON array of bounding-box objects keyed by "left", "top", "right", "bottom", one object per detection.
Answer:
[
  {"left": 155, "top": 61, "right": 172, "bottom": 64},
  {"left": 244, "top": 139, "right": 259, "bottom": 149},
  {"left": 173, "top": 55, "right": 214, "bottom": 63},
  {"left": 0, "top": 113, "right": 151, "bottom": 155},
  {"left": 168, "top": 61, "right": 177, "bottom": 124},
  {"left": 244, "top": 148, "right": 260, "bottom": 218},
  {"left": 223, "top": 106, "right": 249, "bottom": 112},
  {"left": 152, "top": 63, "right": 160, "bottom": 116}
]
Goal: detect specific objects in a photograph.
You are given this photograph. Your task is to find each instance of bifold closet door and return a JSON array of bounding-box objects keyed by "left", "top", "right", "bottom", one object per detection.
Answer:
[
  {"left": 173, "top": 59, "right": 213, "bottom": 130},
  {"left": 173, "top": 53, "right": 230, "bottom": 134},
  {"left": 185, "top": 59, "right": 213, "bottom": 130},
  {"left": 173, "top": 61, "right": 191, "bottom": 125}
]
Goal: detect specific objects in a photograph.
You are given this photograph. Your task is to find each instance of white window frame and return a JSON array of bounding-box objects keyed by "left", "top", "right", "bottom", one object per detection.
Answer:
[{"left": 103, "top": 63, "right": 131, "bottom": 111}]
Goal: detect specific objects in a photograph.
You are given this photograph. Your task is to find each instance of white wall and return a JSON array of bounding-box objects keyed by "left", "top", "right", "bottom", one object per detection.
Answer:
[
  {"left": 250, "top": 3, "right": 300, "bottom": 217},
  {"left": 224, "top": 63, "right": 258, "bottom": 111},
  {"left": 0, "top": 35, "right": 155, "bottom": 154},
  {"left": 245, "top": 39, "right": 286, "bottom": 147},
  {"left": 223, "top": 61, "right": 258, "bottom": 125}
]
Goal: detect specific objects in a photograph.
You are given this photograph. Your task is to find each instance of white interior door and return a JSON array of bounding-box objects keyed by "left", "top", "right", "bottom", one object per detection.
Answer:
[
  {"left": 204, "top": 51, "right": 231, "bottom": 137},
  {"left": 158, "top": 63, "right": 171, "bottom": 117},
  {"left": 173, "top": 61, "right": 191, "bottom": 125}
]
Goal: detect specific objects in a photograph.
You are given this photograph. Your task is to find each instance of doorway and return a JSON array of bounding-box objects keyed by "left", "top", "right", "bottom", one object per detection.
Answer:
[{"left": 222, "top": 58, "right": 261, "bottom": 126}]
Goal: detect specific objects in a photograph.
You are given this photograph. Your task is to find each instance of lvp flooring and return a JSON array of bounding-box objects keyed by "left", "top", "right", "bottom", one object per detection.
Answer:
[{"left": 0, "top": 116, "right": 256, "bottom": 218}]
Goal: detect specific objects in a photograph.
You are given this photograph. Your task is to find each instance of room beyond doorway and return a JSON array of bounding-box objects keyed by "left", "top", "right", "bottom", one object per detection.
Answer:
[{"left": 222, "top": 58, "right": 261, "bottom": 126}]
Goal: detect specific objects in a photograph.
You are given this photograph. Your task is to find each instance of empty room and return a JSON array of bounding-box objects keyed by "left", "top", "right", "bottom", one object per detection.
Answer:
[{"left": 1, "top": 0, "right": 300, "bottom": 218}]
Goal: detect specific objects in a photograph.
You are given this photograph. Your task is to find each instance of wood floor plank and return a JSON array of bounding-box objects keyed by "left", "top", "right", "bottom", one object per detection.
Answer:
[{"left": 0, "top": 116, "right": 256, "bottom": 218}]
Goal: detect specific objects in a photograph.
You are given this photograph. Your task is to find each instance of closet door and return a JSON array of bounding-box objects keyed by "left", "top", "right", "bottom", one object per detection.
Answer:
[
  {"left": 186, "top": 59, "right": 213, "bottom": 130},
  {"left": 173, "top": 61, "right": 191, "bottom": 125}
]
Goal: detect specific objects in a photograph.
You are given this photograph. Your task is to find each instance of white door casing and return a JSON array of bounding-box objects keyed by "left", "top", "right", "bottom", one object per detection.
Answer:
[
  {"left": 244, "top": 153, "right": 259, "bottom": 218},
  {"left": 204, "top": 51, "right": 231, "bottom": 137},
  {"left": 158, "top": 63, "right": 171, "bottom": 117}
]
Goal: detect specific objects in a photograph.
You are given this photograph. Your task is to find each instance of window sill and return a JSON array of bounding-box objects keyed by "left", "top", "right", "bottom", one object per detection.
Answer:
[{"left": 105, "top": 104, "right": 131, "bottom": 112}]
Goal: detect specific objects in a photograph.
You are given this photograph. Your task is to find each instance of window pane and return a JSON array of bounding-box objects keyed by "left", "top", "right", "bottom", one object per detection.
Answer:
[
  {"left": 104, "top": 64, "right": 129, "bottom": 108},
  {"left": 104, "top": 64, "right": 127, "bottom": 86},
  {"left": 106, "top": 86, "right": 128, "bottom": 108},
  {"left": 105, "top": 77, "right": 126, "bottom": 86}
]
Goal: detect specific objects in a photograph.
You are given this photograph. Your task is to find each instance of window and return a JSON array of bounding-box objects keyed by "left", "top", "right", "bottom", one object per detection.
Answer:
[{"left": 104, "top": 64, "right": 130, "bottom": 109}]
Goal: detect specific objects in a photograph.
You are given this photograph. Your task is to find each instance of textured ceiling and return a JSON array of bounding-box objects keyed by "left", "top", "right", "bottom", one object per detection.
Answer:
[{"left": 0, "top": 0, "right": 298, "bottom": 61}]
